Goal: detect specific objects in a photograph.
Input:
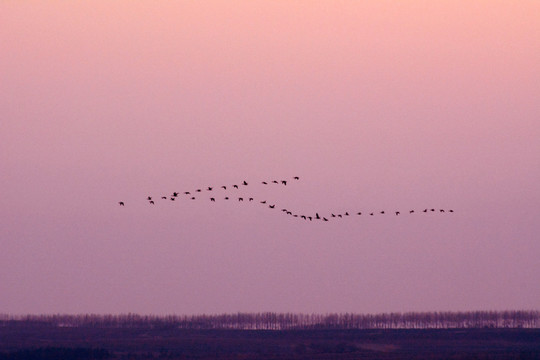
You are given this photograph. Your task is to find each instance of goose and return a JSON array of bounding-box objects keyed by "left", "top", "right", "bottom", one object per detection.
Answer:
[
  {"left": 331, "top": 214, "right": 336, "bottom": 217},
  {"left": 260, "top": 200, "right": 267, "bottom": 204},
  {"left": 172, "top": 192, "right": 179, "bottom": 197},
  {"left": 221, "top": 186, "right": 227, "bottom": 190},
  {"left": 395, "top": 211, "right": 400, "bottom": 215},
  {"left": 440, "top": 209, "right": 445, "bottom": 212},
  {"left": 262, "top": 181, "right": 267, "bottom": 185},
  {"left": 207, "top": 187, "right": 213, "bottom": 191},
  {"left": 196, "top": 189, "right": 201, "bottom": 192},
  {"left": 287, "top": 211, "right": 292, "bottom": 215},
  {"left": 338, "top": 214, "right": 343, "bottom": 218},
  {"left": 249, "top": 198, "right": 254, "bottom": 201},
  {"left": 293, "top": 215, "right": 298, "bottom": 217},
  {"left": 119, "top": 202, "right": 125, "bottom": 206},
  {"left": 238, "top": 197, "right": 243, "bottom": 201},
  {"left": 370, "top": 213, "right": 374, "bottom": 216},
  {"left": 449, "top": 209, "right": 454, "bottom": 213},
  {"left": 162, "top": 196, "right": 167, "bottom": 200},
  {"left": 147, "top": 196, "right": 152, "bottom": 201},
  {"left": 149, "top": 201, "right": 154, "bottom": 204},
  {"left": 301, "top": 215, "right": 306, "bottom": 220},
  {"left": 423, "top": 209, "right": 428, "bottom": 213},
  {"left": 269, "top": 205, "right": 275, "bottom": 208},
  {"left": 191, "top": 197, "right": 196, "bottom": 200},
  {"left": 323, "top": 217, "right": 329, "bottom": 221},
  {"left": 315, "top": 213, "right": 321, "bottom": 219},
  {"left": 308, "top": 216, "right": 312, "bottom": 221},
  {"left": 242, "top": 181, "right": 248, "bottom": 186},
  {"left": 410, "top": 210, "right": 414, "bottom": 214},
  {"left": 233, "top": 185, "right": 239, "bottom": 189},
  {"left": 281, "top": 180, "right": 287, "bottom": 185},
  {"left": 210, "top": 198, "right": 215, "bottom": 202},
  {"left": 345, "top": 212, "right": 349, "bottom": 216},
  {"left": 272, "top": 180, "right": 278, "bottom": 184},
  {"left": 294, "top": 176, "right": 299, "bottom": 180}
]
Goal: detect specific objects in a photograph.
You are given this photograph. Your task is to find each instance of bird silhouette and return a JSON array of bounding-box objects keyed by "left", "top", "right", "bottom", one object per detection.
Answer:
[
  {"left": 293, "top": 214, "right": 298, "bottom": 217},
  {"left": 287, "top": 211, "right": 292, "bottom": 215},
  {"left": 423, "top": 209, "right": 428, "bottom": 213},
  {"left": 308, "top": 216, "right": 312, "bottom": 221},
  {"left": 233, "top": 185, "right": 239, "bottom": 189},
  {"left": 184, "top": 192, "right": 190, "bottom": 195},
  {"left": 410, "top": 210, "right": 414, "bottom": 213},
  {"left": 170, "top": 198, "right": 175, "bottom": 201},
  {"left": 172, "top": 192, "right": 179, "bottom": 197},
  {"left": 431, "top": 209, "right": 435, "bottom": 212},
  {"left": 149, "top": 201, "right": 154, "bottom": 204},
  {"left": 370, "top": 213, "right": 374, "bottom": 216},
  {"left": 269, "top": 205, "right": 275, "bottom": 208},
  {"left": 272, "top": 180, "right": 278, "bottom": 184},
  {"left": 301, "top": 215, "right": 306, "bottom": 220},
  {"left": 162, "top": 196, "right": 167, "bottom": 200},
  {"left": 449, "top": 209, "right": 454, "bottom": 213},
  {"left": 440, "top": 209, "right": 445, "bottom": 212},
  {"left": 147, "top": 196, "right": 152, "bottom": 201},
  {"left": 242, "top": 181, "right": 248, "bottom": 186},
  {"left": 249, "top": 198, "right": 253, "bottom": 201},
  {"left": 282, "top": 209, "right": 287, "bottom": 212},
  {"left": 119, "top": 202, "right": 125, "bottom": 206},
  {"left": 357, "top": 212, "right": 362, "bottom": 215},
  {"left": 207, "top": 187, "right": 212, "bottom": 191},
  {"left": 338, "top": 214, "right": 342, "bottom": 218},
  {"left": 196, "top": 189, "right": 202, "bottom": 192},
  {"left": 380, "top": 211, "right": 385, "bottom": 214},
  {"left": 294, "top": 176, "right": 299, "bottom": 180},
  {"left": 225, "top": 197, "right": 229, "bottom": 200},
  {"left": 191, "top": 197, "right": 196, "bottom": 200},
  {"left": 395, "top": 211, "right": 400, "bottom": 215},
  {"left": 281, "top": 180, "right": 287, "bottom": 185},
  {"left": 221, "top": 186, "right": 227, "bottom": 190},
  {"left": 315, "top": 213, "right": 321, "bottom": 219},
  {"left": 332, "top": 214, "right": 336, "bottom": 217},
  {"left": 345, "top": 212, "right": 349, "bottom": 216},
  {"left": 262, "top": 181, "right": 267, "bottom": 185},
  {"left": 210, "top": 198, "right": 215, "bottom": 202},
  {"left": 238, "top": 197, "right": 243, "bottom": 201},
  {"left": 260, "top": 200, "right": 267, "bottom": 204},
  {"left": 323, "top": 217, "right": 328, "bottom": 221}
]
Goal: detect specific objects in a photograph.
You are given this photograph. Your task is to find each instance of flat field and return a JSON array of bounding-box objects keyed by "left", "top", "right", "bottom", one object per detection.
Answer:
[{"left": 1, "top": 326, "right": 539, "bottom": 359}]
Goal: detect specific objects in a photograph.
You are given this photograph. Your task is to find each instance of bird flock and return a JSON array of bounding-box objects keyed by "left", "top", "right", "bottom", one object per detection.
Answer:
[{"left": 118, "top": 176, "right": 454, "bottom": 222}]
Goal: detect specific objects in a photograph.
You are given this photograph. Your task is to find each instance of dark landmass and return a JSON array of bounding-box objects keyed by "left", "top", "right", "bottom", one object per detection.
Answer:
[{"left": 1, "top": 312, "right": 539, "bottom": 359}]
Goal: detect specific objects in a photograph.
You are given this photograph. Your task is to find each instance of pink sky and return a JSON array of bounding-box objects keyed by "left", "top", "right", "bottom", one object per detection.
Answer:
[{"left": 1, "top": 1, "right": 539, "bottom": 315}]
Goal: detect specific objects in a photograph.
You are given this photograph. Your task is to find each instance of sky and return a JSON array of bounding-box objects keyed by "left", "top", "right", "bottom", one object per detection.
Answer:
[{"left": 1, "top": 1, "right": 539, "bottom": 315}]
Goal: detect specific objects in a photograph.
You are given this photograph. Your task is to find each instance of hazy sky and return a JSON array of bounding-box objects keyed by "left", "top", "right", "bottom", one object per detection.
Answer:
[{"left": 1, "top": 1, "right": 539, "bottom": 315}]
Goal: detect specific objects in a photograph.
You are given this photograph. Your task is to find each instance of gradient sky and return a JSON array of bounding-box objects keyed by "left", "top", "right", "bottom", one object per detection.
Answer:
[{"left": 1, "top": 1, "right": 539, "bottom": 315}]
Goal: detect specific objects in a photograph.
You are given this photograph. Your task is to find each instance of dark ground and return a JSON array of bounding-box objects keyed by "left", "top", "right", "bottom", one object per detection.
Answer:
[{"left": 1, "top": 325, "right": 539, "bottom": 359}]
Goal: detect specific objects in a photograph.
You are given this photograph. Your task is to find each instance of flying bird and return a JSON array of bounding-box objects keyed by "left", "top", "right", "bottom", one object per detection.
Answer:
[
  {"left": 210, "top": 198, "right": 215, "bottom": 202},
  {"left": 440, "top": 209, "right": 445, "bottom": 212},
  {"left": 345, "top": 212, "right": 349, "bottom": 216},
  {"left": 294, "top": 176, "right": 299, "bottom": 180},
  {"left": 233, "top": 185, "right": 239, "bottom": 189},
  {"left": 225, "top": 197, "right": 229, "bottom": 200},
  {"left": 147, "top": 196, "right": 152, "bottom": 201},
  {"left": 191, "top": 197, "right": 196, "bottom": 200},
  {"left": 380, "top": 211, "right": 385, "bottom": 214},
  {"left": 118, "top": 202, "right": 125, "bottom": 206},
  {"left": 272, "top": 180, "right": 278, "bottom": 184},
  {"left": 370, "top": 213, "right": 374, "bottom": 216},
  {"left": 323, "top": 217, "right": 328, "bottom": 221},
  {"left": 172, "top": 192, "right": 179, "bottom": 197},
  {"left": 249, "top": 198, "right": 253, "bottom": 201},
  {"left": 242, "top": 181, "right": 248, "bottom": 185},
  {"left": 449, "top": 209, "right": 454, "bottom": 213},
  {"left": 196, "top": 189, "right": 202, "bottom": 192},
  {"left": 207, "top": 187, "right": 213, "bottom": 191},
  {"left": 221, "top": 186, "right": 227, "bottom": 190},
  {"left": 184, "top": 192, "right": 190, "bottom": 195},
  {"left": 357, "top": 212, "right": 362, "bottom": 215},
  {"left": 262, "top": 181, "right": 267, "bottom": 185},
  {"left": 162, "top": 196, "right": 167, "bottom": 200},
  {"left": 315, "top": 213, "right": 321, "bottom": 219},
  {"left": 281, "top": 180, "right": 287, "bottom": 185},
  {"left": 410, "top": 210, "right": 415, "bottom": 213},
  {"left": 269, "top": 205, "right": 275, "bottom": 208},
  {"left": 170, "top": 198, "right": 175, "bottom": 201},
  {"left": 395, "top": 211, "right": 400, "bottom": 215},
  {"left": 423, "top": 209, "right": 428, "bottom": 213},
  {"left": 149, "top": 201, "right": 154, "bottom": 204},
  {"left": 238, "top": 197, "right": 243, "bottom": 201},
  {"left": 260, "top": 200, "right": 267, "bottom": 204}
]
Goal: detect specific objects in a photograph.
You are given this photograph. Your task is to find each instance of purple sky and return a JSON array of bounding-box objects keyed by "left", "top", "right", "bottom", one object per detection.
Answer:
[{"left": 1, "top": 1, "right": 539, "bottom": 315}]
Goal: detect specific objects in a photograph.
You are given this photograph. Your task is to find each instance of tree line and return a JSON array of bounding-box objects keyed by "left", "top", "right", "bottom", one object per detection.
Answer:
[{"left": 1, "top": 311, "right": 538, "bottom": 330}]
